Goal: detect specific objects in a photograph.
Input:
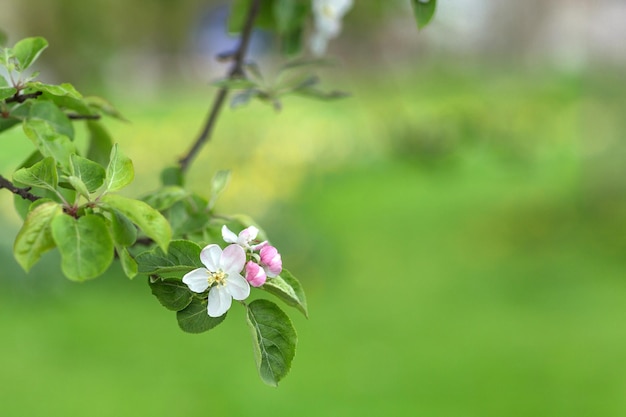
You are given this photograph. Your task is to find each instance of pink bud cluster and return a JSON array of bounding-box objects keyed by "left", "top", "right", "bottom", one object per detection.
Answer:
[{"left": 222, "top": 225, "right": 282, "bottom": 287}]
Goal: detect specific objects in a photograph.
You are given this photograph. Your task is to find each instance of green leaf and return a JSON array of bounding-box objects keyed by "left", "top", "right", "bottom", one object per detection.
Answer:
[
  {"left": 116, "top": 245, "right": 138, "bottom": 279},
  {"left": 160, "top": 166, "right": 184, "bottom": 187},
  {"left": 149, "top": 278, "right": 193, "bottom": 311},
  {"left": 274, "top": 0, "right": 308, "bottom": 33},
  {"left": 109, "top": 209, "right": 137, "bottom": 247},
  {"left": 262, "top": 269, "right": 308, "bottom": 317},
  {"left": 208, "top": 170, "right": 231, "bottom": 210},
  {"left": 13, "top": 201, "right": 62, "bottom": 271},
  {"left": 246, "top": 299, "right": 297, "bottom": 386},
  {"left": 12, "top": 156, "right": 58, "bottom": 192},
  {"left": 99, "top": 194, "right": 172, "bottom": 252},
  {"left": 84, "top": 96, "right": 127, "bottom": 121},
  {"left": 177, "top": 297, "right": 227, "bottom": 333},
  {"left": 0, "top": 86, "right": 16, "bottom": 101},
  {"left": 164, "top": 193, "right": 211, "bottom": 238},
  {"left": 229, "top": 0, "right": 276, "bottom": 33},
  {"left": 27, "top": 81, "right": 82, "bottom": 99},
  {"left": 67, "top": 175, "right": 90, "bottom": 199},
  {"left": 29, "top": 100, "right": 74, "bottom": 139},
  {"left": 70, "top": 154, "right": 106, "bottom": 193},
  {"left": 135, "top": 239, "right": 202, "bottom": 277},
  {"left": 51, "top": 214, "right": 114, "bottom": 281},
  {"left": 281, "top": 28, "right": 304, "bottom": 56},
  {"left": 23, "top": 119, "right": 76, "bottom": 171},
  {"left": 142, "top": 186, "right": 189, "bottom": 211},
  {"left": 12, "top": 37, "right": 48, "bottom": 71},
  {"left": 25, "top": 82, "right": 93, "bottom": 116},
  {"left": 104, "top": 143, "right": 134, "bottom": 192},
  {"left": 86, "top": 121, "right": 114, "bottom": 167},
  {"left": 411, "top": 0, "right": 437, "bottom": 29},
  {"left": 230, "top": 89, "right": 258, "bottom": 109}
]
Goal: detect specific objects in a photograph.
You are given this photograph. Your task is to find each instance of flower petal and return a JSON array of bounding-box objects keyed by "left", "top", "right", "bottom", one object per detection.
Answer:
[
  {"left": 208, "top": 285, "right": 232, "bottom": 317},
  {"left": 220, "top": 244, "right": 246, "bottom": 274},
  {"left": 200, "top": 244, "right": 222, "bottom": 271},
  {"left": 239, "top": 226, "right": 259, "bottom": 243},
  {"left": 227, "top": 273, "right": 251, "bottom": 300},
  {"left": 221, "top": 225, "right": 238, "bottom": 244},
  {"left": 245, "top": 261, "right": 267, "bottom": 287},
  {"left": 182, "top": 268, "right": 210, "bottom": 293},
  {"left": 250, "top": 240, "right": 268, "bottom": 251}
]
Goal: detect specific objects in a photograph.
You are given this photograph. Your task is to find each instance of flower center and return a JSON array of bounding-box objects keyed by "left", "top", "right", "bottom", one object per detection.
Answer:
[{"left": 208, "top": 269, "right": 227, "bottom": 287}]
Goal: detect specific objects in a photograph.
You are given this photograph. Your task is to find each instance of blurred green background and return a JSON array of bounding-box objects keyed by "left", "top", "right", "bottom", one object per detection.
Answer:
[{"left": 2, "top": 1, "right": 626, "bottom": 416}]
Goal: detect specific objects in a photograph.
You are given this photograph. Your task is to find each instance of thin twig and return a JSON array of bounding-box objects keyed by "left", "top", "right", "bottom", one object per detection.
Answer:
[
  {"left": 67, "top": 113, "right": 101, "bottom": 120},
  {"left": 0, "top": 175, "right": 40, "bottom": 202},
  {"left": 178, "top": 0, "right": 262, "bottom": 174},
  {"left": 5, "top": 91, "right": 42, "bottom": 104}
]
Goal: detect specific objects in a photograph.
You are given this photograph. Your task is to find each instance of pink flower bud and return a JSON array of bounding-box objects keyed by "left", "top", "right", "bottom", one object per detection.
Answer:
[
  {"left": 245, "top": 261, "right": 266, "bottom": 287},
  {"left": 260, "top": 245, "right": 282, "bottom": 277}
]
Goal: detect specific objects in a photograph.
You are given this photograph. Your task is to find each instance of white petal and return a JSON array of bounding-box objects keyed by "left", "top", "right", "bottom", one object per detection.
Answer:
[
  {"left": 250, "top": 240, "right": 268, "bottom": 251},
  {"left": 182, "top": 268, "right": 209, "bottom": 293},
  {"left": 200, "top": 244, "right": 222, "bottom": 271},
  {"left": 240, "top": 226, "right": 259, "bottom": 242},
  {"left": 208, "top": 286, "right": 232, "bottom": 317},
  {"left": 227, "top": 273, "right": 251, "bottom": 300},
  {"left": 221, "top": 225, "right": 238, "bottom": 244},
  {"left": 220, "top": 244, "right": 246, "bottom": 274},
  {"left": 310, "top": 31, "right": 329, "bottom": 56}
]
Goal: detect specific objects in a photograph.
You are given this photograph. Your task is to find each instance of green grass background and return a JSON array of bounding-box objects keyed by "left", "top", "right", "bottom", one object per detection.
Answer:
[{"left": 1, "top": 69, "right": 626, "bottom": 416}]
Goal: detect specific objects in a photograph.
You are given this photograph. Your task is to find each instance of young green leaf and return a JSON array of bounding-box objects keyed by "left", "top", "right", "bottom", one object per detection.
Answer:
[
  {"left": 86, "top": 121, "right": 114, "bottom": 167},
  {"left": 27, "top": 81, "right": 95, "bottom": 117},
  {"left": 70, "top": 154, "right": 106, "bottom": 193},
  {"left": 135, "top": 239, "right": 202, "bottom": 277},
  {"left": 109, "top": 209, "right": 137, "bottom": 247},
  {"left": 177, "top": 297, "right": 226, "bottom": 333},
  {"left": 262, "top": 269, "right": 308, "bottom": 318},
  {"left": 22, "top": 119, "right": 76, "bottom": 172},
  {"left": 84, "top": 96, "right": 127, "bottom": 121},
  {"left": 149, "top": 278, "right": 193, "bottom": 311},
  {"left": 0, "top": 86, "right": 16, "bottom": 101},
  {"left": 228, "top": 0, "right": 275, "bottom": 33},
  {"left": 116, "top": 245, "right": 138, "bottom": 279},
  {"left": 142, "top": 186, "right": 189, "bottom": 211},
  {"left": 160, "top": 166, "right": 184, "bottom": 187},
  {"left": 12, "top": 37, "right": 48, "bottom": 71},
  {"left": 411, "top": 0, "right": 437, "bottom": 29},
  {"left": 208, "top": 170, "right": 231, "bottom": 210},
  {"left": 13, "top": 201, "right": 62, "bottom": 272},
  {"left": 29, "top": 100, "right": 74, "bottom": 140},
  {"left": 12, "top": 156, "right": 58, "bottom": 192},
  {"left": 99, "top": 194, "right": 172, "bottom": 252},
  {"left": 67, "top": 175, "right": 90, "bottom": 199},
  {"left": 273, "top": 0, "right": 308, "bottom": 34},
  {"left": 26, "top": 81, "right": 82, "bottom": 98},
  {"left": 246, "top": 299, "right": 297, "bottom": 386},
  {"left": 51, "top": 214, "right": 114, "bottom": 281},
  {"left": 104, "top": 143, "right": 134, "bottom": 192}
]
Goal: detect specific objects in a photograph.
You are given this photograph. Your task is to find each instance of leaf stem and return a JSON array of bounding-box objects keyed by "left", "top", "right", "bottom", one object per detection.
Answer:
[
  {"left": 0, "top": 174, "right": 40, "bottom": 202},
  {"left": 178, "top": 0, "right": 262, "bottom": 174}
]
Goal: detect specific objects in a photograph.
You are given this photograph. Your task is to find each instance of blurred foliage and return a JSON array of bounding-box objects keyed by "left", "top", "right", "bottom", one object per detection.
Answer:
[
  {"left": 13, "top": 0, "right": 210, "bottom": 87},
  {"left": 1, "top": 64, "right": 626, "bottom": 414}
]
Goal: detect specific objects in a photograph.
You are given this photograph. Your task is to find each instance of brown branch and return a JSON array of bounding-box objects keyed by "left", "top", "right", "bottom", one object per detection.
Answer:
[
  {"left": 178, "top": 0, "right": 262, "bottom": 174},
  {"left": 5, "top": 91, "right": 42, "bottom": 104},
  {"left": 0, "top": 175, "right": 40, "bottom": 202},
  {"left": 67, "top": 113, "right": 101, "bottom": 120}
]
